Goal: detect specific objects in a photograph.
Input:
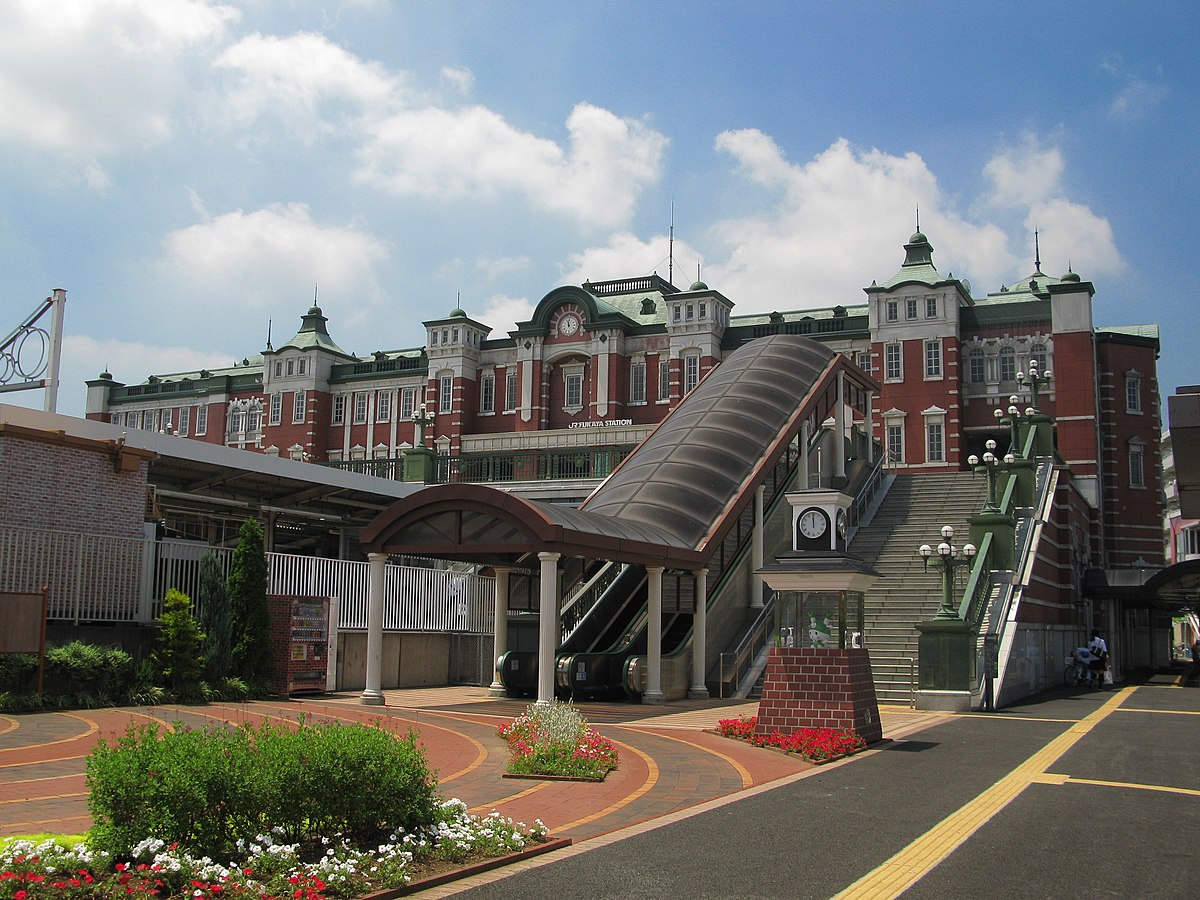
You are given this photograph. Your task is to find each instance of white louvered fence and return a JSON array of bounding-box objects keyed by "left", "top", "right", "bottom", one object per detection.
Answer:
[{"left": 0, "top": 524, "right": 494, "bottom": 634}]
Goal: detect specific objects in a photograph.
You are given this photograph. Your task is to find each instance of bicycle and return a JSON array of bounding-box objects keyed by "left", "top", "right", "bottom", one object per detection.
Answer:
[{"left": 1063, "top": 655, "right": 1088, "bottom": 687}]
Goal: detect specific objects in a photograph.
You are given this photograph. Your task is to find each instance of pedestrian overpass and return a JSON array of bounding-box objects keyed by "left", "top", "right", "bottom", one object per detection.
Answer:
[{"left": 359, "top": 333, "right": 880, "bottom": 704}]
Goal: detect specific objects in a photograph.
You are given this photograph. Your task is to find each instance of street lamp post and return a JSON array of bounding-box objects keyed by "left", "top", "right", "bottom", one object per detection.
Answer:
[
  {"left": 918, "top": 525, "right": 977, "bottom": 620},
  {"left": 968, "top": 439, "right": 1016, "bottom": 513},
  {"left": 1017, "top": 358, "right": 1053, "bottom": 412}
]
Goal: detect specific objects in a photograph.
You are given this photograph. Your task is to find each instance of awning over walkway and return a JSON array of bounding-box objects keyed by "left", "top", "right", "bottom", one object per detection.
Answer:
[{"left": 362, "top": 333, "right": 876, "bottom": 567}]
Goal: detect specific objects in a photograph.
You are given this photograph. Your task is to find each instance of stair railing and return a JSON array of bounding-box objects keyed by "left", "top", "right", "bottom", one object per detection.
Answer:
[{"left": 715, "top": 594, "right": 775, "bottom": 699}]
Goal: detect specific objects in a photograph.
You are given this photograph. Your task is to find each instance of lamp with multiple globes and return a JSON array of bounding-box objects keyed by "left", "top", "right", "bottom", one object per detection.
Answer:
[{"left": 918, "top": 525, "right": 978, "bottom": 619}]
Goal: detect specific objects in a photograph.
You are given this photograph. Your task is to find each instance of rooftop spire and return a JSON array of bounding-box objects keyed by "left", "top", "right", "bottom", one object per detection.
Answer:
[{"left": 1034, "top": 229, "right": 1043, "bottom": 275}]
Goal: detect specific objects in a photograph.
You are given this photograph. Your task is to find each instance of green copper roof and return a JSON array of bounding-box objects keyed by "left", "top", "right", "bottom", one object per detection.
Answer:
[
  {"left": 276, "top": 305, "right": 353, "bottom": 357},
  {"left": 1100, "top": 324, "right": 1159, "bottom": 341}
]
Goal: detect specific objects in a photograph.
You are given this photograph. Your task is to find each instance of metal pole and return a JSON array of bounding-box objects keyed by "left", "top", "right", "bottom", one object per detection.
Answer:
[{"left": 43, "top": 289, "right": 66, "bottom": 413}]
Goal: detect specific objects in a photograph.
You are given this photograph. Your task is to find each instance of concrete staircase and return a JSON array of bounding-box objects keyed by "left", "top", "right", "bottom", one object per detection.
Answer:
[{"left": 851, "top": 472, "right": 989, "bottom": 704}]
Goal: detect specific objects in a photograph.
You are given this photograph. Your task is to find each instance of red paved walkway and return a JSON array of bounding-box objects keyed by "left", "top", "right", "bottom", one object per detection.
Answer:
[{"left": 0, "top": 688, "right": 942, "bottom": 841}]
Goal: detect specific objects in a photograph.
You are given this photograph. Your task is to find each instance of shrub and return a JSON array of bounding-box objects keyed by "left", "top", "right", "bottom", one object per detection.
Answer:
[
  {"left": 86, "top": 717, "right": 437, "bottom": 860},
  {"left": 0, "top": 652, "right": 37, "bottom": 693},
  {"left": 45, "top": 641, "right": 135, "bottom": 699},
  {"left": 150, "top": 590, "right": 206, "bottom": 696},
  {"left": 198, "top": 550, "right": 232, "bottom": 682},
  {"left": 498, "top": 700, "right": 619, "bottom": 779},
  {"left": 227, "top": 518, "right": 269, "bottom": 683}
]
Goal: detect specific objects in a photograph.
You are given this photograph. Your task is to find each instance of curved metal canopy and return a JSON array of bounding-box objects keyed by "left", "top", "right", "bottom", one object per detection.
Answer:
[{"left": 361, "top": 333, "right": 872, "bottom": 567}]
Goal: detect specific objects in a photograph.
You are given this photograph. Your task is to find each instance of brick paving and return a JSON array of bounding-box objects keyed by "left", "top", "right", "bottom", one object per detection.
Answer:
[{"left": 0, "top": 688, "right": 945, "bottom": 842}]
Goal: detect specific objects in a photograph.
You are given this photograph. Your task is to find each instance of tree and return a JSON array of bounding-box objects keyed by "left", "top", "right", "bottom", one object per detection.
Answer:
[
  {"left": 227, "top": 517, "right": 269, "bottom": 683},
  {"left": 198, "top": 550, "right": 232, "bottom": 682},
  {"left": 152, "top": 589, "right": 206, "bottom": 696}
]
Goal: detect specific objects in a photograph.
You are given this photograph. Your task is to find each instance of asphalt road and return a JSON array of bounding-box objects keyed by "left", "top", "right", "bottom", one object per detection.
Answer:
[{"left": 447, "top": 671, "right": 1200, "bottom": 899}]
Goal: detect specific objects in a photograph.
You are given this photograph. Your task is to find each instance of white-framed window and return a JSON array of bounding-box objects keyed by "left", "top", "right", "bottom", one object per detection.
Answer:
[
  {"left": 906, "top": 298, "right": 918, "bottom": 320},
  {"left": 922, "top": 406, "right": 947, "bottom": 464},
  {"left": 1179, "top": 527, "right": 1200, "bottom": 559},
  {"left": 353, "top": 392, "right": 368, "bottom": 424},
  {"left": 886, "top": 300, "right": 898, "bottom": 323},
  {"left": 273, "top": 361, "right": 283, "bottom": 377},
  {"left": 196, "top": 405, "right": 207, "bottom": 435},
  {"left": 999, "top": 347, "right": 1016, "bottom": 382},
  {"left": 658, "top": 359, "right": 670, "bottom": 401},
  {"left": 926, "top": 421, "right": 944, "bottom": 463},
  {"left": 925, "top": 296, "right": 938, "bottom": 318},
  {"left": 968, "top": 350, "right": 985, "bottom": 384},
  {"left": 332, "top": 394, "right": 345, "bottom": 425},
  {"left": 699, "top": 302, "right": 707, "bottom": 319},
  {"left": 884, "top": 343, "right": 902, "bottom": 382},
  {"left": 480, "top": 372, "right": 495, "bottom": 414},
  {"left": 439, "top": 374, "right": 453, "bottom": 412},
  {"left": 292, "top": 390, "right": 306, "bottom": 424},
  {"left": 430, "top": 330, "right": 438, "bottom": 346},
  {"left": 924, "top": 339, "right": 942, "bottom": 378},
  {"left": 1030, "top": 342, "right": 1048, "bottom": 371},
  {"left": 630, "top": 359, "right": 646, "bottom": 403},
  {"left": 177, "top": 407, "right": 190, "bottom": 437},
  {"left": 377, "top": 391, "right": 392, "bottom": 423},
  {"left": 161, "top": 410, "right": 172, "bottom": 433},
  {"left": 230, "top": 409, "right": 245, "bottom": 435},
  {"left": 269, "top": 393, "right": 282, "bottom": 425},
  {"left": 683, "top": 354, "right": 700, "bottom": 394},
  {"left": 247, "top": 408, "right": 260, "bottom": 434},
  {"left": 1126, "top": 372, "right": 1142, "bottom": 414},
  {"left": 297, "top": 358, "right": 307, "bottom": 376},
  {"left": 1129, "top": 439, "right": 1145, "bottom": 488},
  {"left": 505, "top": 371, "right": 518, "bottom": 412},
  {"left": 286, "top": 359, "right": 295, "bottom": 377},
  {"left": 856, "top": 351, "right": 871, "bottom": 374},
  {"left": 673, "top": 305, "right": 681, "bottom": 323},
  {"left": 400, "top": 387, "right": 416, "bottom": 421},
  {"left": 685, "top": 303, "right": 694, "bottom": 321},
  {"left": 887, "top": 423, "right": 904, "bottom": 464},
  {"left": 562, "top": 364, "right": 585, "bottom": 412}
]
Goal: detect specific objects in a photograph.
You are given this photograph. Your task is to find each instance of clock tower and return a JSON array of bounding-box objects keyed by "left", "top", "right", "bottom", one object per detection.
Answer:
[{"left": 791, "top": 489, "right": 852, "bottom": 552}]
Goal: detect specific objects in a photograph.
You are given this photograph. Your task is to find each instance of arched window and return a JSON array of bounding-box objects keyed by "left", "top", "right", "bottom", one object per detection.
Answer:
[{"left": 1029, "top": 342, "right": 1048, "bottom": 371}]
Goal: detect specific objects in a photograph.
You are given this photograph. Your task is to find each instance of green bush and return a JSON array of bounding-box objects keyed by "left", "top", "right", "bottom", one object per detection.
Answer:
[
  {"left": 227, "top": 518, "right": 269, "bottom": 683},
  {"left": 150, "top": 589, "right": 205, "bottom": 696},
  {"left": 86, "top": 717, "right": 437, "bottom": 860},
  {"left": 0, "top": 653, "right": 37, "bottom": 693},
  {"left": 198, "top": 550, "right": 232, "bottom": 682}
]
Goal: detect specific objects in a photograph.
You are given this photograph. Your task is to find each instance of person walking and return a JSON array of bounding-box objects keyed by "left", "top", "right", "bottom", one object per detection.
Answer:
[{"left": 1088, "top": 630, "right": 1109, "bottom": 689}]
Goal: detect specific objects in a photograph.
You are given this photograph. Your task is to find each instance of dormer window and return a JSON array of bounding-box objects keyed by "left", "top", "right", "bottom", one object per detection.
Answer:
[
  {"left": 886, "top": 300, "right": 898, "bottom": 323},
  {"left": 286, "top": 359, "right": 295, "bottom": 376},
  {"left": 906, "top": 298, "right": 918, "bottom": 320},
  {"left": 297, "top": 357, "right": 307, "bottom": 376},
  {"left": 925, "top": 296, "right": 937, "bottom": 318},
  {"left": 274, "top": 361, "right": 283, "bottom": 377}
]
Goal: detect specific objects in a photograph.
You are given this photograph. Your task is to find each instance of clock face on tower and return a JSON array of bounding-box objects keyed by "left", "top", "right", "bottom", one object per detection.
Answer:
[
  {"left": 798, "top": 508, "right": 828, "bottom": 540},
  {"left": 559, "top": 313, "right": 580, "bottom": 336}
]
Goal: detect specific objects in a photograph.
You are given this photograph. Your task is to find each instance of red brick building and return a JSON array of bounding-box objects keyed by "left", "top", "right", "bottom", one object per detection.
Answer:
[{"left": 86, "top": 229, "right": 1163, "bottom": 569}]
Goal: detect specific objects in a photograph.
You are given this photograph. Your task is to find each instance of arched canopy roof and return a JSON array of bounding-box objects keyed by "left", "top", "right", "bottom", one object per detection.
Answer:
[
  {"left": 361, "top": 333, "right": 876, "bottom": 568},
  {"left": 1142, "top": 560, "right": 1200, "bottom": 611}
]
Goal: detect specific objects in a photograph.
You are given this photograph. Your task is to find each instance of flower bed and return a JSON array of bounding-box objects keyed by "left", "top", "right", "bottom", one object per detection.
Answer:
[
  {"left": 715, "top": 716, "right": 866, "bottom": 763},
  {"left": 0, "top": 801, "right": 550, "bottom": 899},
  {"left": 498, "top": 701, "right": 619, "bottom": 781}
]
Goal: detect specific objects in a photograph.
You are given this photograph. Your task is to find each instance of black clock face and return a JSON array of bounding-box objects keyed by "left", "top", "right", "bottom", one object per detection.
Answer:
[{"left": 799, "top": 508, "right": 828, "bottom": 540}]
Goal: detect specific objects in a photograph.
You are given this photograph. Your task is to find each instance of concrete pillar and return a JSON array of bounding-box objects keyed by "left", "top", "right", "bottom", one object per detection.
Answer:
[
  {"left": 689, "top": 568, "right": 710, "bottom": 699},
  {"left": 361, "top": 552, "right": 387, "bottom": 706},
  {"left": 488, "top": 567, "right": 511, "bottom": 697},
  {"left": 865, "top": 390, "right": 875, "bottom": 464},
  {"left": 751, "top": 485, "right": 765, "bottom": 609},
  {"left": 644, "top": 566, "right": 665, "bottom": 704},
  {"left": 835, "top": 372, "right": 847, "bottom": 481},
  {"left": 536, "top": 552, "right": 560, "bottom": 704}
]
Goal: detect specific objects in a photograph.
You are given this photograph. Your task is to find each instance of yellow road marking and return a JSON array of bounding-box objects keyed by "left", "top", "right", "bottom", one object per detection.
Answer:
[
  {"left": 0, "top": 718, "right": 19, "bottom": 737},
  {"left": 1116, "top": 707, "right": 1200, "bottom": 716},
  {"left": 1035, "top": 773, "right": 1200, "bottom": 798},
  {"left": 468, "top": 781, "right": 550, "bottom": 815},
  {"left": 553, "top": 737, "right": 659, "bottom": 834},
  {"left": 0, "top": 790, "right": 87, "bottom": 805},
  {"left": 834, "top": 687, "right": 1131, "bottom": 899},
  {"left": 959, "top": 713, "right": 1078, "bottom": 723}
]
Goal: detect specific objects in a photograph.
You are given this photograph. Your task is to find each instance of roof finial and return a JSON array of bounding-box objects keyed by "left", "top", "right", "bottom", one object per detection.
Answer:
[
  {"left": 915, "top": 204, "right": 920, "bottom": 232},
  {"left": 266, "top": 317, "right": 273, "bottom": 351},
  {"left": 669, "top": 200, "right": 675, "bottom": 287},
  {"left": 1034, "top": 229, "right": 1042, "bottom": 274}
]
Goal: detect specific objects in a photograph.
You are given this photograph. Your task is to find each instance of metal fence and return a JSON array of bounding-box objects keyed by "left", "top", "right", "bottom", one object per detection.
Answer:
[{"left": 0, "top": 524, "right": 494, "bottom": 634}]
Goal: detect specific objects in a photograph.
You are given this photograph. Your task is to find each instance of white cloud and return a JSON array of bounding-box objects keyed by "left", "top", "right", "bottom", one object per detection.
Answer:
[
  {"left": 212, "top": 31, "right": 401, "bottom": 138},
  {"left": 561, "top": 232, "right": 699, "bottom": 287},
  {"left": 983, "top": 138, "right": 1065, "bottom": 208},
  {"left": 65, "top": 334, "right": 234, "bottom": 384},
  {"left": 356, "top": 102, "right": 666, "bottom": 229},
  {"left": 1109, "top": 79, "right": 1168, "bottom": 121},
  {"left": 475, "top": 294, "right": 536, "bottom": 338},
  {"left": 161, "top": 202, "right": 390, "bottom": 311},
  {"left": 440, "top": 66, "right": 474, "bottom": 95},
  {"left": 0, "top": 0, "right": 239, "bottom": 185}
]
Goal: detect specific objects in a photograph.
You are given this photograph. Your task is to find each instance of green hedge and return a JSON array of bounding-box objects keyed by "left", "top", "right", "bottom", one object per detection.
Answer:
[{"left": 86, "top": 718, "right": 437, "bottom": 859}]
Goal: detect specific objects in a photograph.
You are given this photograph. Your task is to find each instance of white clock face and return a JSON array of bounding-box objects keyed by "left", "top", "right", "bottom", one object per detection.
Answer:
[
  {"left": 799, "top": 508, "right": 827, "bottom": 540},
  {"left": 559, "top": 313, "right": 580, "bottom": 336}
]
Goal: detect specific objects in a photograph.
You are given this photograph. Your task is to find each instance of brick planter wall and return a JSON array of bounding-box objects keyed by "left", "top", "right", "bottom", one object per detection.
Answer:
[{"left": 755, "top": 647, "right": 883, "bottom": 744}]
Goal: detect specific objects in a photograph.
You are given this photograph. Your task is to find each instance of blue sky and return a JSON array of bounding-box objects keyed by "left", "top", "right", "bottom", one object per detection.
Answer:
[{"left": 2, "top": 0, "right": 1197, "bottom": 418}]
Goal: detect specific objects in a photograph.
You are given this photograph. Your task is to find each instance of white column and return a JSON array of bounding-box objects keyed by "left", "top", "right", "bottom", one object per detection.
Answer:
[
  {"left": 488, "top": 567, "right": 511, "bottom": 697},
  {"left": 536, "top": 552, "right": 560, "bottom": 704},
  {"left": 644, "top": 566, "right": 665, "bottom": 704},
  {"left": 360, "top": 552, "right": 387, "bottom": 705},
  {"left": 751, "top": 485, "right": 765, "bottom": 609},
  {"left": 689, "top": 568, "right": 709, "bottom": 699},
  {"left": 799, "top": 420, "right": 811, "bottom": 490},
  {"left": 835, "top": 371, "right": 847, "bottom": 481},
  {"left": 865, "top": 389, "right": 875, "bottom": 464}
]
